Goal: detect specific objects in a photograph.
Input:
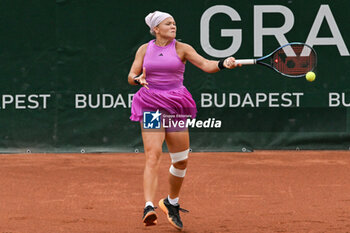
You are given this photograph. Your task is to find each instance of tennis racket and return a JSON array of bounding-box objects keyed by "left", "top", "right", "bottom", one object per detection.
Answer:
[{"left": 235, "top": 42, "right": 317, "bottom": 78}]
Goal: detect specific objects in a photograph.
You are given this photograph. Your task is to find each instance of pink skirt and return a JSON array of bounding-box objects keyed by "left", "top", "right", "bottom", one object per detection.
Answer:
[{"left": 130, "top": 86, "right": 197, "bottom": 122}]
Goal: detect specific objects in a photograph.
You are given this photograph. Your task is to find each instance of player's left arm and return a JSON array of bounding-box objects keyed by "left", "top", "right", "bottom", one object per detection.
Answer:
[{"left": 179, "top": 42, "right": 239, "bottom": 73}]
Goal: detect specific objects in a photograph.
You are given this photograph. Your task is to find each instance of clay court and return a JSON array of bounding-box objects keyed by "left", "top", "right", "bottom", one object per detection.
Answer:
[{"left": 1, "top": 150, "right": 350, "bottom": 233}]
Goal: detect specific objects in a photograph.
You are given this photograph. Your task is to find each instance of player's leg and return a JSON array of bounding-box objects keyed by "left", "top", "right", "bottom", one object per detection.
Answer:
[
  {"left": 141, "top": 126, "right": 165, "bottom": 226},
  {"left": 159, "top": 129, "right": 189, "bottom": 230},
  {"left": 166, "top": 130, "right": 189, "bottom": 199}
]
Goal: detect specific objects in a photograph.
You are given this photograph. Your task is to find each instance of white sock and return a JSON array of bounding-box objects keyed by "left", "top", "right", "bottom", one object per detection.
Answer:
[
  {"left": 145, "top": 201, "right": 154, "bottom": 208},
  {"left": 168, "top": 195, "right": 179, "bottom": 206}
]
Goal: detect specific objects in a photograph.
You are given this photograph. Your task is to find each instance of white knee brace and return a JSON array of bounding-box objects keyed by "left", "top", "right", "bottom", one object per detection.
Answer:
[
  {"left": 170, "top": 149, "right": 189, "bottom": 163},
  {"left": 169, "top": 149, "right": 189, "bottom": 178}
]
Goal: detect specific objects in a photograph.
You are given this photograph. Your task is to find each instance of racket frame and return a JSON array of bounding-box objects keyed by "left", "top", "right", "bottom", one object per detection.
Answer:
[{"left": 235, "top": 42, "right": 317, "bottom": 78}]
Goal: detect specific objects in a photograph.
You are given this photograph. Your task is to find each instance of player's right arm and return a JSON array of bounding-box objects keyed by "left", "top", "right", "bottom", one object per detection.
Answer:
[
  {"left": 128, "top": 43, "right": 148, "bottom": 86},
  {"left": 180, "top": 42, "right": 240, "bottom": 73}
]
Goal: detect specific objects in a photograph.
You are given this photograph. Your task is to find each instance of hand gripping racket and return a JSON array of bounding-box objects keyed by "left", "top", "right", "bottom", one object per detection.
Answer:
[{"left": 235, "top": 42, "right": 317, "bottom": 78}]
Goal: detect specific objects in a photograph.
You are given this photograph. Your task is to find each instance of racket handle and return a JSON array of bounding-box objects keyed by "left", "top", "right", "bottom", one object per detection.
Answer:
[{"left": 235, "top": 59, "right": 256, "bottom": 65}]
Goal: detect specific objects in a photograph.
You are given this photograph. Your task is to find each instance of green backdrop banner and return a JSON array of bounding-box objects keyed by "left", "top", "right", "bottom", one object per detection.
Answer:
[{"left": 0, "top": 0, "right": 349, "bottom": 152}]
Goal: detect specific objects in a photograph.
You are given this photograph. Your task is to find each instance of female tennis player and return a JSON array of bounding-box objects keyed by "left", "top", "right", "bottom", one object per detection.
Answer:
[{"left": 128, "top": 11, "right": 240, "bottom": 231}]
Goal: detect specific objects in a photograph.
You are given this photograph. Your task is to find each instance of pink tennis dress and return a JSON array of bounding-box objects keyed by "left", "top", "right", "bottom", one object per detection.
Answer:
[{"left": 130, "top": 39, "right": 197, "bottom": 122}]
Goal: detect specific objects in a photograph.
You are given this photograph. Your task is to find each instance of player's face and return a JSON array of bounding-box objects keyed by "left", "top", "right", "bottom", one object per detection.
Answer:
[{"left": 156, "top": 17, "right": 176, "bottom": 39}]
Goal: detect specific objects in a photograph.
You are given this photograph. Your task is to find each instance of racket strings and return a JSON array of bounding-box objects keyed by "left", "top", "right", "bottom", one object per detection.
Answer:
[{"left": 272, "top": 44, "right": 316, "bottom": 76}]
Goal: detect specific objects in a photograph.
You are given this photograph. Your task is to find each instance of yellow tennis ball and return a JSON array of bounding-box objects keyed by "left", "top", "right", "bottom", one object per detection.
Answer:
[{"left": 306, "top": 72, "right": 316, "bottom": 82}]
